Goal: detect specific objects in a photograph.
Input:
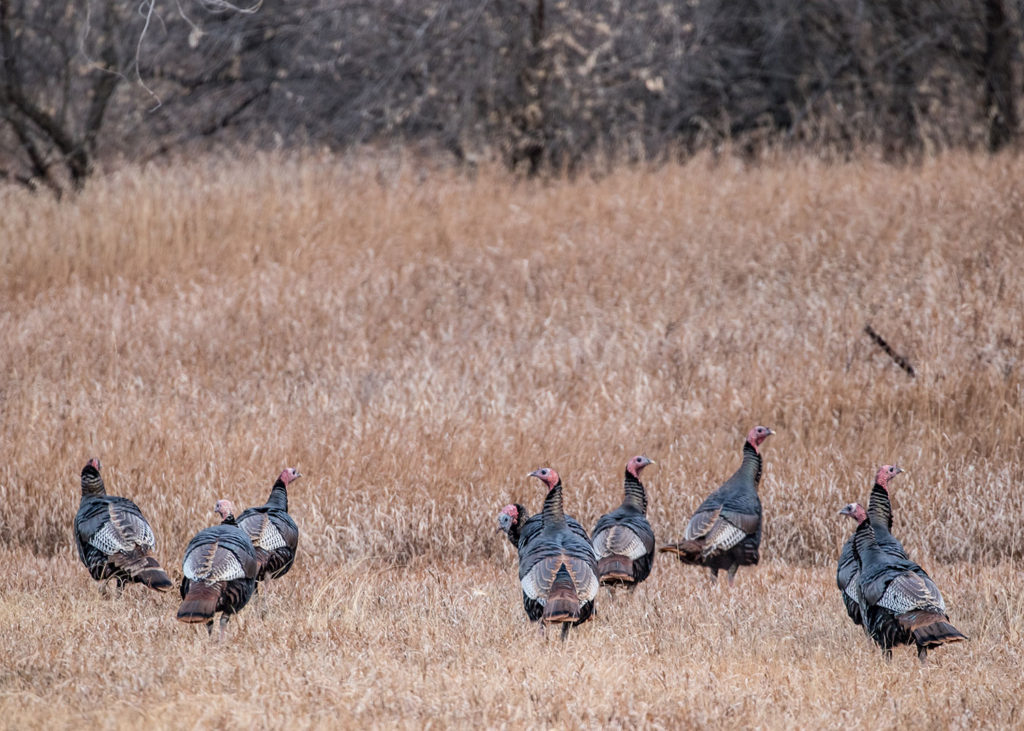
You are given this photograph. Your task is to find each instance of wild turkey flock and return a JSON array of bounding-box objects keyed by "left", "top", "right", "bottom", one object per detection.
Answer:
[
  {"left": 495, "top": 425, "right": 965, "bottom": 661},
  {"left": 73, "top": 424, "right": 966, "bottom": 661},
  {"left": 74, "top": 460, "right": 301, "bottom": 637}
]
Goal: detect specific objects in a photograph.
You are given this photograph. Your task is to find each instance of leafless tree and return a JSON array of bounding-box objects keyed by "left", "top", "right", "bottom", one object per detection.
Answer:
[
  {"left": 0, "top": 0, "right": 1020, "bottom": 194},
  {"left": 0, "top": 0, "right": 276, "bottom": 195}
]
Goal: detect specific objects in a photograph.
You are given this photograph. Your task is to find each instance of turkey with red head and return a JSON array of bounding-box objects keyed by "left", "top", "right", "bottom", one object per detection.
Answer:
[
  {"left": 177, "top": 499, "right": 259, "bottom": 639},
  {"left": 852, "top": 498, "right": 966, "bottom": 663},
  {"left": 659, "top": 425, "right": 773, "bottom": 585},
  {"left": 837, "top": 503, "right": 868, "bottom": 628},
  {"left": 837, "top": 465, "right": 908, "bottom": 627},
  {"left": 236, "top": 468, "right": 301, "bottom": 583},
  {"left": 73, "top": 458, "right": 172, "bottom": 593},
  {"left": 517, "top": 467, "right": 599, "bottom": 639},
  {"left": 591, "top": 455, "right": 656, "bottom": 589}
]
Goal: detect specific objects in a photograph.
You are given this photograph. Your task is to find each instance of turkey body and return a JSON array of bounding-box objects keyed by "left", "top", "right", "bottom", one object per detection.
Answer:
[
  {"left": 73, "top": 459, "right": 172, "bottom": 592},
  {"left": 836, "top": 525, "right": 863, "bottom": 627},
  {"left": 177, "top": 511, "right": 259, "bottom": 635},
  {"left": 839, "top": 469, "right": 903, "bottom": 628},
  {"left": 236, "top": 469, "right": 300, "bottom": 582},
  {"left": 854, "top": 518, "right": 966, "bottom": 662},
  {"left": 660, "top": 427, "right": 772, "bottom": 585},
  {"left": 499, "top": 503, "right": 591, "bottom": 552},
  {"left": 591, "top": 456, "right": 655, "bottom": 588},
  {"left": 518, "top": 470, "right": 599, "bottom": 638},
  {"left": 836, "top": 502, "right": 870, "bottom": 628}
]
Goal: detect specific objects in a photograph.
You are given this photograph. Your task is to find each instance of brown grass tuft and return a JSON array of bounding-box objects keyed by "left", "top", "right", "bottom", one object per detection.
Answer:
[{"left": 1, "top": 151, "right": 1022, "bottom": 727}]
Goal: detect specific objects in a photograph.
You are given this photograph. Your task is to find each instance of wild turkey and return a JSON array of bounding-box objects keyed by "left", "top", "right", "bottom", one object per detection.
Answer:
[
  {"left": 853, "top": 502, "right": 966, "bottom": 662},
  {"left": 659, "top": 425, "right": 774, "bottom": 585},
  {"left": 517, "top": 468, "right": 599, "bottom": 639},
  {"left": 837, "top": 503, "right": 867, "bottom": 627},
  {"left": 865, "top": 464, "right": 945, "bottom": 596},
  {"left": 177, "top": 499, "right": 259, "bottom": 638},
  {"left": 73, "top": 458, "right": 172, "bottom": 593},
  {"left": 497, "top": 502, "right": 591, "bottom": 551},
  {"left": 498, "top": 502, "right": 593, "bottom": 619},
  {"left": 236, "top": 468, "right": 301, "bottom": 582},
  {"left": 591, "top": 455, "right": 656, "bottom": 589}
]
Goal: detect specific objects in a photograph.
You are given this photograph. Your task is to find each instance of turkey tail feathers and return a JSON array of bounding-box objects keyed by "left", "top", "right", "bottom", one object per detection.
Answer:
[
  {"left": 111, "top": 549, "right": 173, "bottom": 591},
  {"left": 133, "top": 562, "right": 173, "bottom": 592},
  {"left": 658, "top": 540, "right": 702, "bottom": 563},
  {"left": 177, "top": 583, "right": 221, "bottom": 623},
  {"left": 252, "top": 546, "right": 272, "bottom": 580},
  {"left": 900, "top": 611, "right": 968, "bottom": 647},
  {"left": 914, "top": 621, "right": 967, "bottom": 648},
  {"left": 597, "top": 555, "right": 635, "bottom": 585},
  {"left": 542, "top": 565, "right": 580, "bottom": 624}
]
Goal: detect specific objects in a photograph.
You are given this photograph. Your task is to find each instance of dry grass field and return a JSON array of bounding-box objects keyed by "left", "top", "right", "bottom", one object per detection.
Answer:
[{"left": 1, "top": 151, "right": 1023, "bottom": 729}]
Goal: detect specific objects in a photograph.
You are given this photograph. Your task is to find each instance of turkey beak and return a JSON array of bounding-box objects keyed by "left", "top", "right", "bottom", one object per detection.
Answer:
[{"left": 767, "top": 429, "right": 776, "bottom": 436}]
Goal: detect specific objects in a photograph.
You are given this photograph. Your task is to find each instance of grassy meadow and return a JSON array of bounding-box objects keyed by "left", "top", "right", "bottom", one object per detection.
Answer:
[{"left": 1, "top": 151, "right": 1023, "bottom": 728}]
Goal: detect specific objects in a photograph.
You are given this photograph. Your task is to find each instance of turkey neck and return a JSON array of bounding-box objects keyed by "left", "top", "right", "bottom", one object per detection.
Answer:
[
  {"left": 622, "top": 470, "right": 648, "bottom": 514},
  {"left": 867, "top": 484, "right": 893, "bottom": 534},
  {"left": 80, "top": 469, "right": 106, "bottom": 498},
  {"left": 541, "top": 481, "right": 568, "bottom": 531},
  {"left": 266, "top": 478, "right": 289, "bottom": 511},
  {"left": 510, "top": 503, "right": 529, "bottom": 544},
  {"left": 221, "top": 515, "right": 238, "bottom": 526},
  {"left": 846, "top": 520, "right": 865, "bottom": 563},
  {"left": 852, "top": 519, "right": 881, "bottom": 569},
  {"left": 734, "top": 441, "right": 763, "bottom": 488}
]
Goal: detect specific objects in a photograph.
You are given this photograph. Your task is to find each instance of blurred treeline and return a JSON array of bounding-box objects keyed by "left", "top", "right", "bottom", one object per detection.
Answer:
[{"left": 0, "top": 0, "right": 1020, "bottom": 195}]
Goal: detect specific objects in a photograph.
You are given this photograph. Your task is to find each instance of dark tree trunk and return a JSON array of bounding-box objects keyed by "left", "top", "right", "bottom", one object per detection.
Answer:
[
  {"left": 506, "top": 0, "right": 547, "bottom": 176},
  {"left": 887, "top": 3, "right": 920, "bottom": 160},
  {"left": 982, "top": 0, "right": 1017, "bottom": 151}
]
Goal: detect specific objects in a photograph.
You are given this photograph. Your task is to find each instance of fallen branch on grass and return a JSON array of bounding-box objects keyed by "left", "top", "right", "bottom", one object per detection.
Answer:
[{"left": 864, "top": 324, "right": 916, "bottom": 377}]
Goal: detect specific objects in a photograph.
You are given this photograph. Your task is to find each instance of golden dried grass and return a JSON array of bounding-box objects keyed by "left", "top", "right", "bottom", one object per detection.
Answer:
[{"left": 1, "top": 151, "right": 1022, "bottom": 728}]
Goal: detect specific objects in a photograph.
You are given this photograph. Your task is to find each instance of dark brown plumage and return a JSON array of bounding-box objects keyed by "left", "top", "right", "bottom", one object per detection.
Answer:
[
  {"left": 236, "top": 468, "right": 301, "bottom": 583},
  {"left": 497, "top": 503, "right": 590, "bottom": 551},
  {"left": 660, "top": 426, "right": 773, "bottom": 585},
  {"left": 852, "top": 487, "right": 966, "bottom": 663},
  {"left": 177, "top": 500, "right": 259, "bottom": 639},
  {"left": 73, "top": 458, "right": 172, "bottom": 593},
  {"left": 866, "top": 465, "right": 909, "bottom": 561},
  {"left": 591, "top": 456, "right": 656, "bottom": 589},
  {"left": 517, "top": 468, "right": 599, "bottom": 639},
  {"left": 837, "top": 466, "right": 904, "bottom": 629},
  {"left": 837, "top": 503, "right": 867, "bottom": 628}
]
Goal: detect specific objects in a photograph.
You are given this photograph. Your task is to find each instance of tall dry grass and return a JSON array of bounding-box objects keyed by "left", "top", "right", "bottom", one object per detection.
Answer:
[{"left": 1, "top": 151, "right": 1023, "bottom": 728}]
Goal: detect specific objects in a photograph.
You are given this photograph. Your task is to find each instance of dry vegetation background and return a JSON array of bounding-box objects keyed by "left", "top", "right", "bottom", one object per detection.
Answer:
[{"left": 1, "top": 152, "right": 1023, "bottom": 728}]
